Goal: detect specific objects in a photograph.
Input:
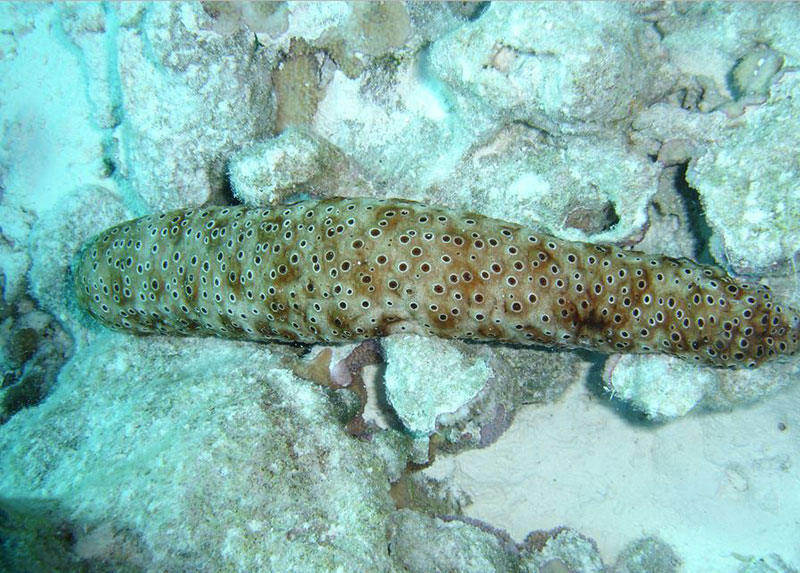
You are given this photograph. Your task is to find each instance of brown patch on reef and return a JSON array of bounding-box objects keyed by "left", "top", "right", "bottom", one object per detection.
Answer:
[
  {"left": 272, "top": 38, "right": 321, "bottom": 132},
  {"left": 524, "top": 527, "right": 571, "bottom": 552},
  {"left": 288, "top": 348, "right": 334, "bottom": 387},
  {"left": 284, "top": 341, "right": 384, "bottom": 438}
]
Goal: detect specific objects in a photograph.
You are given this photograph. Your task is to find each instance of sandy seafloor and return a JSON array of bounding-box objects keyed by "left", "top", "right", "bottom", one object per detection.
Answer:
[{"left": 1, "top": 2, "right": 799, "bottom": 572}]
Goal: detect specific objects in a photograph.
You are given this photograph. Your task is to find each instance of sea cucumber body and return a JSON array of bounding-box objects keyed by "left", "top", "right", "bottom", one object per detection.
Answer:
[{"left": 74, "top": 197, "right": 800, "bottom": 368}]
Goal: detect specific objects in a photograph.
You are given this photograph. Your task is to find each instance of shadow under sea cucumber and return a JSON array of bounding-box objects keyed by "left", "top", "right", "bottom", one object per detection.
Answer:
[{"left": 73, "top": 196, "right": 800, "bottom": 369}]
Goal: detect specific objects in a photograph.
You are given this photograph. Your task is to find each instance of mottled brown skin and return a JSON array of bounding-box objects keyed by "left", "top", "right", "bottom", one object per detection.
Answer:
[{"left": 74, "top": 197, "right": 800, "bottom": 368}]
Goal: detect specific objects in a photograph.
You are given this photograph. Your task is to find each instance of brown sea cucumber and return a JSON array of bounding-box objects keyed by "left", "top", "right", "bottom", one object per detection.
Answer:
[{"left": 73, "top": 197, "right": 800, "bottom": 368}]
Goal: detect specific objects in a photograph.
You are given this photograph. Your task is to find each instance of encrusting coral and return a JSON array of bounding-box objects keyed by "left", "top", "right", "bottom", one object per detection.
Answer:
[{"left": 73, "top": 197, "right": 800, "bottom": 369}]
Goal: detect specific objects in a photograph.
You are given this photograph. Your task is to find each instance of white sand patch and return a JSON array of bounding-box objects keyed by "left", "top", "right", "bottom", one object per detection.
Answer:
[{"left": 426, "top": 377, "right": 800, "bottom": 571}]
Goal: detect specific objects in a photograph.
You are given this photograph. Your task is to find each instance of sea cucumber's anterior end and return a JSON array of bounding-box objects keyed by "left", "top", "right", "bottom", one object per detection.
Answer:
[
  {"left": 788, "top": 310, "right": 800, "bottom": 358},
  {"left": 767, "top": 306, "right": 800, "bottom": 368}
]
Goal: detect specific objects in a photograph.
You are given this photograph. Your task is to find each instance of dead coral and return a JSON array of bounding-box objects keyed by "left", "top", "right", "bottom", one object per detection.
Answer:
[
  {"left": 614, "top": 536, "right": 682, "bottom": 573},
  {"left": 202, "top": 1, "right": 288, "bottom": 37},
  {"left": 0, "top": 286, "right": 74, "bottom": 424},
  {"left": 229, "top": 127, "right": 373, "bottom": 206},
  {"left": 322, "top": 2, "right": 412, "bottom": 79},
  {"left": 436, "top": 345, "right": 580, "bottom": 453},
  {"left": 388, "top": 471, "right": 465, "bottom": 515}
]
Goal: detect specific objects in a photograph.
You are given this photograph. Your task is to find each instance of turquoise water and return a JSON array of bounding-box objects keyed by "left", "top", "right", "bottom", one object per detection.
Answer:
[{"left": 0, "top": 3, "right": 798, "bottom": 571}]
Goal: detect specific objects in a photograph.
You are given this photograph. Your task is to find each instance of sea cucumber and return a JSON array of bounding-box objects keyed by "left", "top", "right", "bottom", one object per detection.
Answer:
[{"left": 73, "top": 196, "right": 800, "bottom": 368}]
